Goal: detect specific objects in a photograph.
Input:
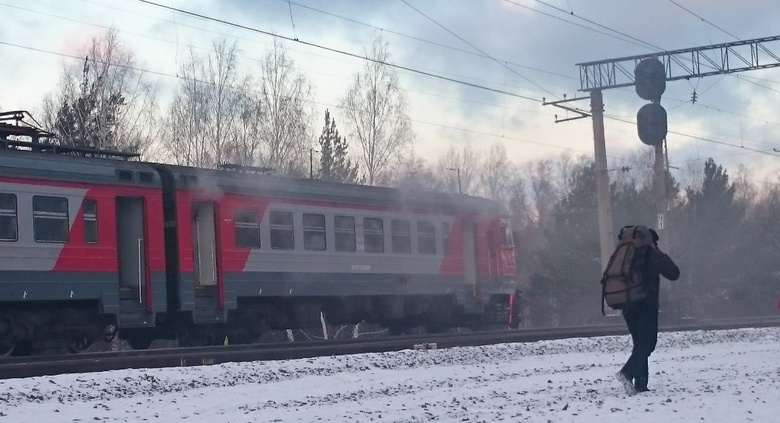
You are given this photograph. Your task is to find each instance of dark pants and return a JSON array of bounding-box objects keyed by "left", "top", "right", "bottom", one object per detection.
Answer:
[{"left": 620, "top": 302, "right": 659, "bottom": 390}]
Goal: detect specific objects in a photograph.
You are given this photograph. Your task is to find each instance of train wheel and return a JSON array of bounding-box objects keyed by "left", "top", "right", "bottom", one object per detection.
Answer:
[
  {"left": 125, "top": 334, "right": 153, "bottom": 350},
  {"left": 0, "top": 339, "right": 15, "bottom": 357},
  {"left": 68, "top": 333, "right": 92, "bottom": 353},
  {"left": 424, "top": 324, "right": 448, "bottom": 334},
  {"left": 388, "top": 323, "right": 407, "bottom": 336},
  {"left": 0, "top": 317, "right": 15, "bottom": 357}
]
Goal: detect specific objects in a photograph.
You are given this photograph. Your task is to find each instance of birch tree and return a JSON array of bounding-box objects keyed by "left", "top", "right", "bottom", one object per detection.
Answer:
[
  {"left": 479, "top": 143, "right": 513, "bottom": 202},
  {"left": 256, "top": 40, "right": 313, "bottom": 176},
  {"left": 41, "top": 29, "right": 159, "bottom": 155},
  {"left": 341, "top": 35, "right": 414, "bottom": 185},
  {"left": 166, "top": 39, "right": 255, "bottom": 168}
]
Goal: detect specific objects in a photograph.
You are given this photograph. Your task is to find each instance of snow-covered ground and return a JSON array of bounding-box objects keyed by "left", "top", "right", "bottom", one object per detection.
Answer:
[{"left": 1, "top": 327, "right": 778, "bottom": 422}]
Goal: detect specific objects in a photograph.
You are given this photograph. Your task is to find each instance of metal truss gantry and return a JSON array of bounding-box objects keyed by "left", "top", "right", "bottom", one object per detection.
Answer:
[{"left": 577, "top": 35, "right": 780, "bottom": 91}]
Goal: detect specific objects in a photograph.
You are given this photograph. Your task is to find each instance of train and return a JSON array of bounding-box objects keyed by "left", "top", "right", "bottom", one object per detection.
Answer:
[{"left": 0, "top": 113, "right": 519, "bottom": 356}]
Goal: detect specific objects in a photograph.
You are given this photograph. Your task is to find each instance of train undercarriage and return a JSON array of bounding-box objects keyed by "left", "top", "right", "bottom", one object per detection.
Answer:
[
  {"left": 0, "top": 292, "right": 520, "bottom": 356},
  {"left": 0, "top": 301, "right": 117, "bottom": 356}
]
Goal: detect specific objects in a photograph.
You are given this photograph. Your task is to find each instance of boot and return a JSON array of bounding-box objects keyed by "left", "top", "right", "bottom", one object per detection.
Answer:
[
  {"left": 634, "top": 376, "right": 650, "bottom": 393},
  {"left": 615, "top": 371, "right": 637, "bottom": 396}
]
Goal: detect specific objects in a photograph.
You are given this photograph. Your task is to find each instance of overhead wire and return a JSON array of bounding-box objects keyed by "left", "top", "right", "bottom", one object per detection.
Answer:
[
  {"left": 400, "top": 0, "right": 555, "bottom": 97},
  {"left": 530, "top": 0, "right": 665, "bottom": 51},
  {"left": 1, "top": 0, "right": 554, "bottom": 119},
  {"left": 0, "top": 37, "right": 592, "bottom": 157},
  {"left": 2, "top": 1, "right": 549, "bottom": 112},
  {"left": 135, "top": 0, "right": 541, "bottom": 102},
  {"left": 604, "top": 114, "right": 780, "bottom": 157},
  {"left": 134, "top": 0, "right": 780, "bottom": 155},
  {"left": 5, "top": 0, "right": 778, "bottom": 162},
  {"left": 0, "top": 2, "right": 570, "bottom": 151},
  {"left": 666, "top": 0, "right": 742, "bottom": 41},
  {"left": 504, "top": 0, "right": 780, "bottom": 159},
  {"left": 283, "top": 0, "right": 574, "bottom": 81},
  {"left": 502, "top": 0, "right": 659, "bottom": 51}
]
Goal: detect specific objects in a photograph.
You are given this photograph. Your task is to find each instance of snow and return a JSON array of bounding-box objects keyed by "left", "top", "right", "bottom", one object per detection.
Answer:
[{"left": 1, "top": 327, "right": 778, "bottom": 422}]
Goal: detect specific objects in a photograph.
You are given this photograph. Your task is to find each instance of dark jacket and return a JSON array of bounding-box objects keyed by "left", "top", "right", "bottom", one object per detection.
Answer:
[{"left": 638, "top": 247, "right": 680, "bottom": 307}]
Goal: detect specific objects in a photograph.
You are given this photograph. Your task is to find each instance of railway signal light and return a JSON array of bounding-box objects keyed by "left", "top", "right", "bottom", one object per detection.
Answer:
[
  {"left": 637, "top": 103, "right": 667, "bottom": 146},
  {"left": 634, "top": 58, "right": 666, "bottom": 102}
]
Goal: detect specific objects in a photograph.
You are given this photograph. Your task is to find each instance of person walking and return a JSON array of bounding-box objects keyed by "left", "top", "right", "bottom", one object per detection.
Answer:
[{"left": 615, "top": 227, "right": 679, "bottom": 395}]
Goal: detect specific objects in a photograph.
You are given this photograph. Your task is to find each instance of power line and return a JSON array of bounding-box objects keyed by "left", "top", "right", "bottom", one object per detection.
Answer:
[
  {"left": 400, "top": 0, "right": 555, "bottom": 97},
  {"left": 100, "top": 0, "right": 780, "bottom": 131},
  {"left": 5, "top": 1, "right": 547, "bottom": 105},
  {"left": 135, "top": 0, "right": 541, "bottom": 102},
  {"left": 284, "top": 0, "right": 574, "bottom": 81},
  {"left": 4, "top": 40, "right": 768, "bottom": 164},
  {"left": 6, "top": 1, "right": 777, "bottom": 160},
  {"left": 411, "top": 118, "right": 596, "bottom": 156},
  {"left": 604, "top": 114, "right": 780, "bottom": 157},
  {"left": 0, "top": 38, "right": 590, "bottom": 157},
  {"left": 502, "top": 0, "right": 659, "bottom": 51},
  {"left": 666, "top": 0, "right": 742, "bottom": 41},
  {"left": 0, "top": 40, "right": 180, "bottom": 81},
  {"left": 513, "top": 0, "right": 780, "bottom": 103},
  {"left": 2, "top": 2, "right": 548, "bottom": 113},
  {"left": 531, "top": 0, "right": 665, "bottom": 51},
  {"left": 663, "top": 1, "right": 780, "bottom": 92},
  {"left": 510, "top": 1, "right": 780, "bottom": 157},
  {"left": 129, "top": 0, "right": 776, "bottom": 156}
]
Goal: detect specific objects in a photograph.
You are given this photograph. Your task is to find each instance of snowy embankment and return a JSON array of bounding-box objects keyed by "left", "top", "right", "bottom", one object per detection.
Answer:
[{"left": 1, "top": 327, "right": 778, "bottom": 422}]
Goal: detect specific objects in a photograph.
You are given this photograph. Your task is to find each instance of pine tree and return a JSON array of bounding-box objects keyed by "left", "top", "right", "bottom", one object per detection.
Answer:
[
  {"left": 54, "top": 57, "right": 126, "bottom": 151},
  {"left": 318, "top": 110, "right": 361, "bottom": 184},
  {"left": 675, "top": 158, "right": 747, "bottom": 317}
]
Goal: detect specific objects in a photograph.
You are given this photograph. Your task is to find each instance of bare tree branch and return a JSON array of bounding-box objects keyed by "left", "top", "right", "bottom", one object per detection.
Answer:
[{"left": 340, "top": 35, "right": 414, "bottom": 186}]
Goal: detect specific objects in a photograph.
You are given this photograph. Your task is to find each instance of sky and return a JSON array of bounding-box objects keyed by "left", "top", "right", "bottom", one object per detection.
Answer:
[
  {"left": 2, "top": 0, "right": 780, "bottom": 183},
  {"left": 1, "top": 326, "right": 778, "bottom": 422}
]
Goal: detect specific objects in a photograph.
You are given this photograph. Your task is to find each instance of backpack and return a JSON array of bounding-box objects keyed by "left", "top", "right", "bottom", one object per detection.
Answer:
[{"left": 600, "top": 225, "right": 652, "bottom": 314}]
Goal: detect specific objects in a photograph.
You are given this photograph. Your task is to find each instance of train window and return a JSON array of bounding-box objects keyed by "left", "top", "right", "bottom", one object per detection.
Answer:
[
  {"left": 363, "top": 217, "right": 384, "bottom": 253},
  {"left": 0, "top": 193, "right": 18, "bottom": 242},
  {"left": 138, "top": 171, "right": 154, "bottom": 184},
  {"left": 82, "top": 199, "right": 98, "bottom": 244},
  {"left": 178, "top": 174, "right": 198, "bottom": 186},
  {"left": 270, "top": 211, "right": 295, "bottom": 250},
  {"left": 391, "top": 219, "right": 411, "bottom": 254},
  {"left": 417, "top": 221, "right": 436, "bottom": 254},
  {"left": 33, "top": 196, "right": 69, "bottom": 243},
  {"left": 117, "top": 170, "right": 134, "bottom": 181},
  {"left": 303, "top": 213, "right": 326, "bottom": 251},
  {"left": 334, "top": 215, "right": 356, "bottom": 252},
  {"left": 235, "top": 209, "right": 260, "bottom": 248},
  {"left": 442, "top": 222, "right": 451, "bottom": 254}
]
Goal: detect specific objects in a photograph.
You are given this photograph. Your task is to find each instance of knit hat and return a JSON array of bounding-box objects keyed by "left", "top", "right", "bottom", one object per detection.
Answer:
[{"left": 649, "top": 228, "right": 659, "bottom": 242}]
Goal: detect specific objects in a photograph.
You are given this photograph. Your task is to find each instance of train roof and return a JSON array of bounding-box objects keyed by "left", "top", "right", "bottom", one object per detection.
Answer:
[
  {"left": 156, "top": 162, "right": 506, "bottom": 215},
  {"left": 0, "top": 144, "right": 161, "bottom": 187},
  {"left": 0, "top": 145, "right": 505, "bottom": 215}
]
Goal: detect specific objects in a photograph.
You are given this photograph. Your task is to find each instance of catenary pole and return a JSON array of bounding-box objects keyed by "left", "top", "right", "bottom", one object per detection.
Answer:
[{"left": 590, "top": 90, "right": 615, "bottom": 269}]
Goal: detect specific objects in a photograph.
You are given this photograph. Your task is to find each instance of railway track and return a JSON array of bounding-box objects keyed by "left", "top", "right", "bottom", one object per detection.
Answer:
[{"left": 2, "top": 316, "right": 778, "bottom": 380}]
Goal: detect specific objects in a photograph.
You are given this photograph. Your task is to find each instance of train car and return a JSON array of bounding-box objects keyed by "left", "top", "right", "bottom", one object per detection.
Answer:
[
  {"left": 0, "top": 140, "right": 167, "bottom": 355},
  {"left": 0, "top": 118, "right": 519, "bottom": 354},
  {"left": 149, "top": 164, "right": 518, "bottom": 345}
]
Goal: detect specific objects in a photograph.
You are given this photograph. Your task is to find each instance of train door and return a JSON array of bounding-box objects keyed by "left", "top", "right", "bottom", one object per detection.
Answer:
[
  {"left": 461, "top": 220, "right": 481, "bottom": 303},
  {"left": 192, "top": 202, "right": 222, "bottom": 313},
  {"left": 116, "top": 197, "right": 151, "bottom": 317},
  {"left": 487, "top": 229, "right": 497, "bottom": 278}
]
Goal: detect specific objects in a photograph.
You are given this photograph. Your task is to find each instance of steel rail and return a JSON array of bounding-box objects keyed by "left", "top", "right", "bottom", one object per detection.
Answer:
[{"left": 1, "top": 316, "right": 778, "bottom": 380}]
